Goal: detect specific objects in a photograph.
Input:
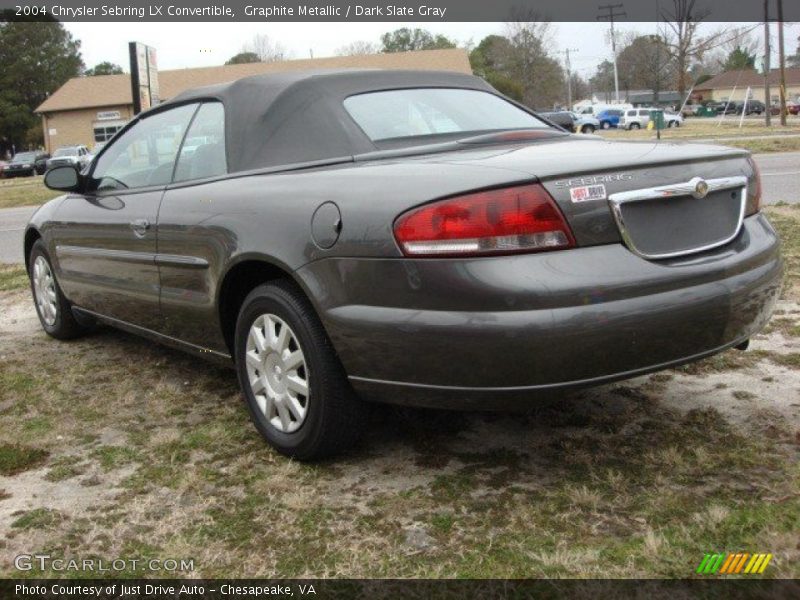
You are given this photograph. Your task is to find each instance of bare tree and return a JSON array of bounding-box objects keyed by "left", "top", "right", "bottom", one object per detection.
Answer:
[
  {"left": 704, "top": 26, "right": 760, "bottom": 71},
  {"left": 502, "top": 20, "right": 564, "bottom": 108},
  {"left": 615, "top": 33, "right": 676, "bottom": 100},
  {"left": 335, "top": 41, "right": 379, "bottom": 56},
  {"left": 660, "top": 0, "right": 724, "bottom": 97},
  {"left": 242, "top": 33, "right": 287, "bottom": 63}
]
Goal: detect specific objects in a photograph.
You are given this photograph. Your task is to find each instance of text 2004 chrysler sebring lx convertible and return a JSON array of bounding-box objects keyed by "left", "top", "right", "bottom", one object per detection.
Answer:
[{"left": 26, "top": 70, "right": 782, "bottom": 459}]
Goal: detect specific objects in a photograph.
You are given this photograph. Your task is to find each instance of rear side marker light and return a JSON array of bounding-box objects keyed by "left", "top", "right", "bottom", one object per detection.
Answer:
[
  {"left": 393, "top": 184, "right": 576, "bottom": 257},
  {"left": 746, "top": 156, "right": 762, "bottom": 215}
]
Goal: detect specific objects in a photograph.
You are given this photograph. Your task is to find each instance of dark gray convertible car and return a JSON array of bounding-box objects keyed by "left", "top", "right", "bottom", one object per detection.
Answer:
[{"left": 26, "top": 70, "right": 782, "bottom": 459}]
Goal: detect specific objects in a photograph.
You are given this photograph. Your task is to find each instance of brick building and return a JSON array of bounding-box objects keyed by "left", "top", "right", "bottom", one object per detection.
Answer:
[{"left": 35, "top": 48, "right": 471, "bottom": 153}]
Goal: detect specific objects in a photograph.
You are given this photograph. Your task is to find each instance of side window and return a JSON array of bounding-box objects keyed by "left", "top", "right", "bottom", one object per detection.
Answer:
[
  {"left": 91, "top": 103, "right": 197, "bottom": 191},
  {"left": 627, "top": 110, "right": 636, "bottom": 116},
  {"left": 173, "top": 102, "right": 227, "bottom": 182},
  {"left": 640, "top": 110, "right": 649, "bottom": 116}
]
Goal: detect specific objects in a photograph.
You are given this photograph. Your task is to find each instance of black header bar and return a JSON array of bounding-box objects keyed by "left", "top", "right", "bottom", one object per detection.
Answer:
[{"left": 2, "top": 0, "right": 798, "bottom": 22}]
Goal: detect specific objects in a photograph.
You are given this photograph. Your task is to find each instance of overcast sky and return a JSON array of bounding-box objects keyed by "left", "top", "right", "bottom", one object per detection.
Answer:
[{"left": 65, "top": 21, "right": 799, "bottom": 79}]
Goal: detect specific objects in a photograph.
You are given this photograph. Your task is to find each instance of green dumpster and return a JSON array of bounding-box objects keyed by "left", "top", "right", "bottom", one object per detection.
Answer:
[
  {"left": 696, "top": 106, "right": 716, "bottom": 117},
  {"left": 649, "top": 109, "right": 665, "bottom": 129}
]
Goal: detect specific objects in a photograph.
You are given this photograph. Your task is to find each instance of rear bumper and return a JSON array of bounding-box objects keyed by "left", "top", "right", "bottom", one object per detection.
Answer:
[{"left": 297, "top": 214, "right": 782, "bottom": 408}]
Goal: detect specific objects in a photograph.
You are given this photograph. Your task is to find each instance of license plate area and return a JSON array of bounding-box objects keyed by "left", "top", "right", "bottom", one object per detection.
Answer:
[{"left": 608, "top": 176, "right": 747, "bottom": 260}]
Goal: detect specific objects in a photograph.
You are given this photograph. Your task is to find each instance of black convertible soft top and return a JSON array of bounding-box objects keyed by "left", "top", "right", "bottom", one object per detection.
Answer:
[{"left": 164, "top": 69, "right": 496, "bottom": 172}]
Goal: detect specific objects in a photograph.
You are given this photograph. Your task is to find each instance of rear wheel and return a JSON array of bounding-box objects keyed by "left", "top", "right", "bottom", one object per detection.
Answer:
[
  {"left": 234, "top": 281, "right": 366, "bottom": 460},
  {"left": 601, "top": 121, "right": 611, "bottom": 129},
  {"left": 630, "top": 123, "right": 640, "bottom": 130},
  {"left": 28, "top": 240, "right": 91, "bottom": 339},
  {"left": 581, "top": 124, "right": 596, "bottom": 134}
]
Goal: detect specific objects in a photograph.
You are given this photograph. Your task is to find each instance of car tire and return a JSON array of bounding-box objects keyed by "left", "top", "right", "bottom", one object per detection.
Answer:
[
  {"left": 601, "top": 121, "right": 611, "bottom": 129},
  {"left": 630, "top": 123, "right": 640, "bottom": 130},
  {"left": 28, "top": 240, "right": 91, "bottom": 340},
  {"left": 581, "top": 124, "right": 596, "bottom": 134},
  {"left": 234, "top": 280, "right": 366, "bottom": 460}
]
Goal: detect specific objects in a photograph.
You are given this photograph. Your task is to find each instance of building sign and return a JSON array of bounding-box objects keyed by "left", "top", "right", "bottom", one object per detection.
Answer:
[
  {"left": 96, "top": 111, "right": 122, "bottom": 121},
  {"left": 48, "top": 128, "right": 57, "bottom": 136},
  {"left": 129, "top": 41, "right": 159, "bottom": 114},
  {"left": 147, "top": 47, "right": 160, "bottom": 104}
]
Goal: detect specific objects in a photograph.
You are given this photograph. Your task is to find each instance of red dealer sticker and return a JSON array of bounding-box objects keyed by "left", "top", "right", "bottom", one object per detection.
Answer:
[{"left": 570, "top": 184, "right": 607, "bottom": 203}]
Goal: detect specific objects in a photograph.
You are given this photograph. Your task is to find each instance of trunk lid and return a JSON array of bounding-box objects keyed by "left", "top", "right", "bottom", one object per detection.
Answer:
[{"left": 407, "top": 137, "right": 754, "bottom": 258}]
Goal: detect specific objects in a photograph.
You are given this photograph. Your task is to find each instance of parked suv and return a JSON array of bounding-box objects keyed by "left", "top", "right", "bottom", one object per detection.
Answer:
[
  {"left": 3, "top": 150, "right": 50, "bottom": 177},
  {"left": 619, "top": 108, "right": 683, "bottom": 129},
  {"left": 46, "top": 145, "right": 92, "bottom": 171}
]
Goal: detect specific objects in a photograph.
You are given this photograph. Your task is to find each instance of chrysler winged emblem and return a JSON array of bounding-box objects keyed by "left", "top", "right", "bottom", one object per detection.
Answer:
[{"left": 691, "top": 177, "right": 709, "bottom": 199}]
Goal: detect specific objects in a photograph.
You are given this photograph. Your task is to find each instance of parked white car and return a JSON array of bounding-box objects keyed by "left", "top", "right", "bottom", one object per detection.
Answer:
[
  {"left": 663, "top": 111, "right": 683, "bottom": 127},
  {"left": 46, "top": 145, "right": 92, "bottom": 171},
  {"left": 619, "top": 108, "right": 683, "bottom": 130},
  {"left": 571, "top": 113, "right": 601, "bottom": 133}
]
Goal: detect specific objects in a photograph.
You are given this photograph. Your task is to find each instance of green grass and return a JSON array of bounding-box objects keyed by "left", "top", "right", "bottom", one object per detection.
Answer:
[
  {"left": 11, "top": 508, "right": 64, "bottom": 530},
  {"left": 0, "top": 264, "right": 28, "bottom": 291},
  {"left": 44, "top": 456, "right": 86, "bottom": 482},
  {"left": 599, "top": 119, "right": 800, "bottom": 140},
  {"left": 765, "top": 208, "right": 800, "bottom": 301},
  {"left": 721, "top": 137, "right": 800, "bottom": 153},
  {"left": 0, "top": 176, "right": 59, "bottom": 209},
  {"left": 0, "top": 444, "right": 49, "bottom": 475}
]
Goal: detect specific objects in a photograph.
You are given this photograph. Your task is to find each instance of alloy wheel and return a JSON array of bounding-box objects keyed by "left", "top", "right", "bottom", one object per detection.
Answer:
[
  {"left": 32, "top": 255, "right": 58, "bottom": 326},
  {"left": 245, "top": 313, "right": 310, "bottom": 433}
]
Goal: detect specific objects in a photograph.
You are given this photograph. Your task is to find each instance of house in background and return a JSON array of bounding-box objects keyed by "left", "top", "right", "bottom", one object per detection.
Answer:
[
  {"left": 693, "top": 67, "right": 800, "bottom": 104},
  {"left": 35, "top": 48, "right": 471, "bottom": 153}
]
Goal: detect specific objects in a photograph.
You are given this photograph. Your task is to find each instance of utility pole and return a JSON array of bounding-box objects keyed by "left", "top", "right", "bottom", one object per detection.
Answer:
[
  {"left": 777, "top": 0, "right": 787, "bottom": 125},
  {"left": 763, "top": 0, "right": 771, "bottom": 127},
  {"left": 597, "top": 3, "right": 626, "bottom": 104},
  {"left": 562, "top": 48, "right": 579, "bottom": 110}
]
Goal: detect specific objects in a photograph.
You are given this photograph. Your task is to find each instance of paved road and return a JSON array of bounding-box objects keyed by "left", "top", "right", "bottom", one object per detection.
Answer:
[
  {"left": 754, "top": 152, "right": 800, "bottom": 207},
  {"left": 0, "top": 153, "right": 797, "bottom": 264},
  {"left": 0, "top": 205, "right": 37, "bottom": 265}
]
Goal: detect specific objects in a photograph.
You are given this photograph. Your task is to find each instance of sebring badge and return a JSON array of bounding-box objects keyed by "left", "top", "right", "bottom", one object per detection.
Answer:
[{"left": 554, "top": 172, "right": 633, "bottom": 188}]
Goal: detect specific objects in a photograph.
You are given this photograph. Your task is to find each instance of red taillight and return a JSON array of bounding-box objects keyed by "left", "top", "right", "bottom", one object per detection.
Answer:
[
  {"left": 393, "top": 184, "right": 576, "bottom": 257},
  {"left": 746, "top": 156, "right": 762, "bottom": 215}
]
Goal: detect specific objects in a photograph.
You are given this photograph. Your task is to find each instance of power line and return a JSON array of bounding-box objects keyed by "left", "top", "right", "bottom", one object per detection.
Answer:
[{"left": 597, "top": 3, "right": 626, "bottom": 103}]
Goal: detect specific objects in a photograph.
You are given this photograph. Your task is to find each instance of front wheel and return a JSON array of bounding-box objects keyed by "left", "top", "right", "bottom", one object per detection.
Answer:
[
  {"left": 234, "top": 281, "right": 366, "bottom": 460},
  {"left": 28, "top": 240, "right": 91, "bottom": 339},
  {"left": 601, "top": 121, "right": 611, "bottom": 129},
  {"left": 581, "top": 124, "right": 596, "bottom": 134},
  {"left": 629, "top": 123, "right": 640, "bottom": 130}
]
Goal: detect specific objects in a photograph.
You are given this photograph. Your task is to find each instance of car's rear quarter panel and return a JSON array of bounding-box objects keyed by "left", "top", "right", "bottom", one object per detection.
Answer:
[{"left": 155, "top": 159, "right": 534, "bottom": 352}]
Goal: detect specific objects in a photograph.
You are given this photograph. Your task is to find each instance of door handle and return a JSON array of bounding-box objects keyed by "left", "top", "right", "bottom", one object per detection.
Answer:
[{"left": 130, "top": 219, "right": 150, "bottom": 237}]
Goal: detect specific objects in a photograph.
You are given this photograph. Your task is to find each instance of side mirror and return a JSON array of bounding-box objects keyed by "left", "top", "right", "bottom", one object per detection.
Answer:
[{"left": 44, "top": 165, "right": 81, "bottom": 192}]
